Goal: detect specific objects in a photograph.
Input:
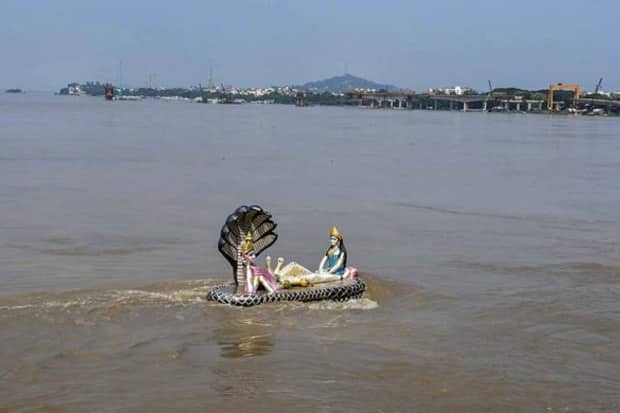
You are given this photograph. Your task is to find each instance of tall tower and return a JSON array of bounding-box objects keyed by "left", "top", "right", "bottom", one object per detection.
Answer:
[
  {"left": 118, "top": 60, "right": 123, "bottom": 91},
  {"left": 208, "top": 66, "right": 214, "bottom": 89}
]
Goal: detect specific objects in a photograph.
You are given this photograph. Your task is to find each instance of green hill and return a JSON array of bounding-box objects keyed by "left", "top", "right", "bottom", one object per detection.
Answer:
[{"left": 298, "top": 74, "right": 398, "bottom": 92}]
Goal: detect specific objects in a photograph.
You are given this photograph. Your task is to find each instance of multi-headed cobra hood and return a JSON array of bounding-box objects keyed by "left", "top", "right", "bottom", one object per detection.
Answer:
[{"left": 217, "top": 205, "right": 278, "bottom": 285}]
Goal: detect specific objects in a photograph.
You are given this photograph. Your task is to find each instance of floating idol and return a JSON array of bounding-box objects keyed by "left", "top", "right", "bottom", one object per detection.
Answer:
[{"left": 206, "top": 205, "right": 365, "bottom": 306}]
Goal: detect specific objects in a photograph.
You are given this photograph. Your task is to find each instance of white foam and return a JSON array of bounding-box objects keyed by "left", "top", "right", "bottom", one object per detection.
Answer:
[{"left": 306, "top": 298, "right": 379, "bottom": 311}]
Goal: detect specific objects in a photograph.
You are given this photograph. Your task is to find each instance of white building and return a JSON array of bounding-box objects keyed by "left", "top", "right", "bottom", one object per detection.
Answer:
[{"left": 428, "top": 86, "right": 474, "bottom": 95}]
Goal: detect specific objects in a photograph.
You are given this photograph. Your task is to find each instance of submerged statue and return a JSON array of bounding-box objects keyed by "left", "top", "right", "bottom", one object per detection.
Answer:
[{"left": 217, "top": 205, "right": 359, "bottom": 296}]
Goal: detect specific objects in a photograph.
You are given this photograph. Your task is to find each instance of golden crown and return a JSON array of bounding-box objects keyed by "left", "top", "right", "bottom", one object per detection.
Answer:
[{"left": 330, "top": 226, "right": 343, "bottom": 240}]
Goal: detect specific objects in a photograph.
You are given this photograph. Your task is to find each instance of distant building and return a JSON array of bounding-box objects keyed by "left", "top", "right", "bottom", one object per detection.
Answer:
[
  {"left": 428, "top": 86, "right": 474, "bottom": 96},
  {"left": 67, "top": 83, "right": 84, "bottom": 95},
  {"left": 583, "top": 90, "right": 612, "bottom": 97}
]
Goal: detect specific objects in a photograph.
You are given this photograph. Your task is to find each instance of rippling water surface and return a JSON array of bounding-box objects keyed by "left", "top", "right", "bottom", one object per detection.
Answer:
[{"left": 1, "top": 94, "right": 619, "bottom": 411}]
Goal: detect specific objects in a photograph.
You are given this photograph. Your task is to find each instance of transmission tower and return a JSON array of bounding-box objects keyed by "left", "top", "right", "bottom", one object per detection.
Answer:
[{"left": 208, "top": 66, "right": 214, "bottom": 89}]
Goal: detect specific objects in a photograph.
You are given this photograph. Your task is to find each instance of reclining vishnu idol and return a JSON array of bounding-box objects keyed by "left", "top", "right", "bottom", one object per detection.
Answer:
[{"left": 206, "top": 205, "right": 366, "bottom": 306}]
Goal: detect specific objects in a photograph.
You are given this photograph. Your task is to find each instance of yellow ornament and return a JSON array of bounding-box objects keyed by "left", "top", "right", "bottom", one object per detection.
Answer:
[
  {"left": 240, "top": 233, "right": 255, "bottom": 255},
  {"left": 330, "top": 226, "right": 343, "bottom": 241}
]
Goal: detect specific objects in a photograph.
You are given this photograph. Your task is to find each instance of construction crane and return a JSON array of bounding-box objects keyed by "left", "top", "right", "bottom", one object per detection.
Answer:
[
  {"left": 594, "top": 78, "right": 603, "bottom": 94},
  {"left": 547, "top": 83, "right": 581, "bottom": 111},
  {"left": 483, "top": 80, "right": 493, "bottom": 111}
]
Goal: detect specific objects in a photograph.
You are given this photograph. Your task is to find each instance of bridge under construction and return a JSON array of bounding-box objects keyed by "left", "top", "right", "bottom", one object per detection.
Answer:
[{"left": 343, "top": 85, "right": 619, "bottom": 115}]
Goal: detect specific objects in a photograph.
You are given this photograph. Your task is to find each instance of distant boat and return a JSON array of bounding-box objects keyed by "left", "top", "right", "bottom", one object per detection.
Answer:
[
  {"left": 5, "top": 89, "right": 23, "bottom": 94},
  {"left": 220, "top": 97, "right": 245, "bottom": 104},
  {"left": 296, "top": 91, "right": 309, "bottom": 107},
  {"left": 104, "top": 85, "right": 114, "bottom": 101},
  {"left": 113, "top": 95, "right": 144, "bottom": 101}
]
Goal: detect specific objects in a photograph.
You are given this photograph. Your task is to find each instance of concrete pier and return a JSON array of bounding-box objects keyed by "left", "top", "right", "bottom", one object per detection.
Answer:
[
  {"left": 498, "top": 98, "right": 543, "bottom": 112},
  {"left": 427, "top": 95, "right": 488, "bottom": 112},
  {"left": 525, "top": 100, "right": 544, "bottom": 111}
]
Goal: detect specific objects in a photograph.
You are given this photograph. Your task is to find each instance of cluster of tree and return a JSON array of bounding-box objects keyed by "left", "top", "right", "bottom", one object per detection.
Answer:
[
  {"left": 300, "top": 92, "right": 346, "bottom": 106},
  {"left": 491, "top": 88, "right": 546, "bottom": 100},
  {"left": 582, "top": 93, "right": 616, "bottom": 100},
  {"left": 58, "top": 81, "right": 107, "bottom": 95}
]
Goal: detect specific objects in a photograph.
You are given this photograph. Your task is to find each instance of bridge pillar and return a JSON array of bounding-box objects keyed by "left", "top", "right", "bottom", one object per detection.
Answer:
[
  {"left": 462, "top": 101, "right": 468, "bottom": 112},
  {"left": 504, "top": 101, "right": 510, "bottom": 111},
  {"left": 483, "top": 101, "right": 487, "bottom": 112},
  {"left": 527, "top": 102, "right": 532, "bottom": 111},
  {"left": 516, "top": 102, "right": 521, "bottom": 112},
  {"left": 538, "top": 102, "right": 543, "bottom": 111},
  {"left": 433, "top": 100, "right": 437, "bottom": 110},
  {"left": 449, "top": 100, "right": 454, "bottom": 111}
]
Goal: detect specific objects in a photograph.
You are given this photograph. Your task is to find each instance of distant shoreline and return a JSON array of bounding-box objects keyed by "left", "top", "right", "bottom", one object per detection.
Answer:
[
  {"left": 52, "top": 79, "right": 620, "bottom": 115},
  {"left": 4, "top": 85, "right": 617, "bottom": 116}
]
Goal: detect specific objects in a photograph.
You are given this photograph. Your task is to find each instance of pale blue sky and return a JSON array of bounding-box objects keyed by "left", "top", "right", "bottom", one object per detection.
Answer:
[{"left": 2, "top": 0, "right": 618, "bottom": 91}]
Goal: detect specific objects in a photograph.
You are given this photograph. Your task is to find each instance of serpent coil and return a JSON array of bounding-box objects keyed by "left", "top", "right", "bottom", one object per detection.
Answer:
[{"left": 206, "top": 278, "right": 366, "bottom": 307}]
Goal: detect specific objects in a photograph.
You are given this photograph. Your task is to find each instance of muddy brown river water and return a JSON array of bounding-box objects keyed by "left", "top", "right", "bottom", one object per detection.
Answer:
[{"left": 1, "top": 94, "right": 619, "bottom": 411}]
